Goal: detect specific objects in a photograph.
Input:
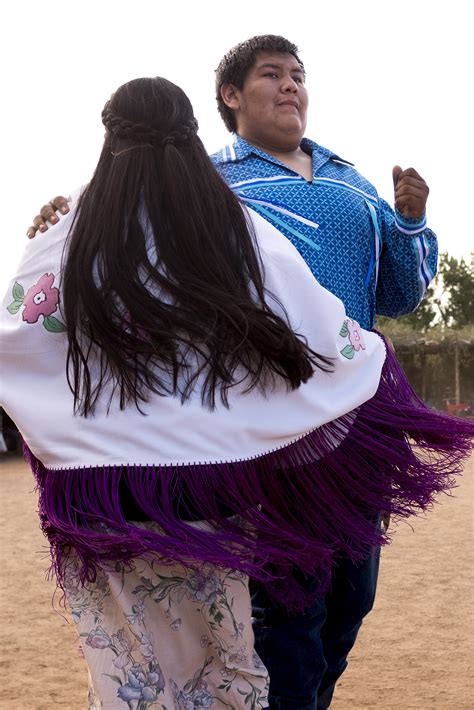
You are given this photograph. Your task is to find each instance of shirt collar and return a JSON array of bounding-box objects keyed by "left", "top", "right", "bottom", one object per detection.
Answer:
[
  {"left": 301, "top": 138, "right": 354, "bottom": 170},
  {"left": 216, "top": 134, "right": 353, "bottom": 171}
]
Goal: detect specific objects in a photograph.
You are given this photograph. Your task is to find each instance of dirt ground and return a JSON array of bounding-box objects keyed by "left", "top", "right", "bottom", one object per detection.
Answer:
[{"left": 0, "top": 455, "right": 472, "bottom": 709}]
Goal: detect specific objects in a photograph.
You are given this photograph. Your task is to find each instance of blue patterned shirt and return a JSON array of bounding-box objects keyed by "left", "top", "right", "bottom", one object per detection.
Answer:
[{"left": 211, "top": 135, "right": 437, "bottom": 329}]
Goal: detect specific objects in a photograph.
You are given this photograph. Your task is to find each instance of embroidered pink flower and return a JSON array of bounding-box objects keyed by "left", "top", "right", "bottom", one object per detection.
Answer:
[
  {"left": 347, "top": 319, "right": 366, "bottom": 352},
  {"left": 22, "top": 273, "right": 60, "bottom": 324}
]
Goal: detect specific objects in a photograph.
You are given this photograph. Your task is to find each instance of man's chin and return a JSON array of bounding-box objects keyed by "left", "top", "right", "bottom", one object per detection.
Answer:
[{"left": 279, "top": 121, "right": 305, "bottom": 142}]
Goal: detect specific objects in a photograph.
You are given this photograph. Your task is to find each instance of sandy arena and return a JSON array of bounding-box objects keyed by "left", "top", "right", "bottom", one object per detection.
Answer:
[{"left": 1, "top": 455, "right": 472, "bottom": 709}]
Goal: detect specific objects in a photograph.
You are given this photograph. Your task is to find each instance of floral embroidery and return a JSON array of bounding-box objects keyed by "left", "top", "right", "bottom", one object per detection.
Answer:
[
  {"left": 7, "top": 273, "right": 66, "bottom": 332},
  {"left": 339, "top": 318, "right": 366, "bottom": 359},
  {"left": 125, "top": 599, "right": 146, "bottom": 626},
  {"left": 137, "top": 630, "right": 156, "bottom": 661},
  {"left": 63, "top": 558, "right": 111, "bottom": 625},
  {"left": 111, "top": 628, "right": 137, "bottom": 670},
  {"left": 132, "top": 563, "right": 245, "bottom": 642},
  {"left": 66, "top": 553, "right": 268, "bottom": 708},
  {"left": 116, "top": 662, "right": 165, "bottom": 704},
  {"left": 79, "top": 619, "right": 166, "bottom": 707},
  {"left": 228, "top": 647, "right": 249, "bottom": 665},
  {"left": 182, "top": 565, "right": 221, "bottom": 606},
  {"left": 86, "top": 625, "right": 113, "bottom": 649},
  {"left": 171, "top": 665, "right": 215, "bottom": 708},
  {"left": 218, "top": 663, "right": 266, "bottom": 707}
]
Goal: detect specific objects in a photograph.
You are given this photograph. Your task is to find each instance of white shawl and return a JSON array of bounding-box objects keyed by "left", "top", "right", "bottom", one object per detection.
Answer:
[{"left": 0, "top": 194, "right": 385, "bottom": 469}]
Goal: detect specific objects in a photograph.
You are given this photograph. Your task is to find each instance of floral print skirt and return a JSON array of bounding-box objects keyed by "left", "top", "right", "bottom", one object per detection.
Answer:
[{"left": 63, "top": 531, "right": 269, "bottom": 709}]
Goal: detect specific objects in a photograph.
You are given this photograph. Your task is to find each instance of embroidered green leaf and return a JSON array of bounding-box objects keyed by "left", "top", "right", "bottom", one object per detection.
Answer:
[
  {"left": 339, "top": 321, "right": 349, "bottom": 337},
  {"left": 12, "top": 282, "right": 24, "bottom": 301},
  {"left": 214, "top": 611, "right": 225, "bottom": 624},
  {"left": 151, "top": 589, "right": 169, "bottom": 604},
  {"left": 43, "top": 315, "right": 67, "bottom": 332},
  {"left": 340, "top": 344, "right": 355, "bottom": 359},
  {"left": 7, "top": 300, "right": 23, "bottom": 314}
]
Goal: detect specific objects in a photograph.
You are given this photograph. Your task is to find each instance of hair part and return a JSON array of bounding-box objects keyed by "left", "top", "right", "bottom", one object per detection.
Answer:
[{"left": 215, "top": 34, "right": 305, "bottom": 133}]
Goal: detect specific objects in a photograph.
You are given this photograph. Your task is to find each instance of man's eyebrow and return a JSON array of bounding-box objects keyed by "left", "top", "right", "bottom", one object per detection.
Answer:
[{"left": 257, "top": 62, "right": 304, "bottom": 73}]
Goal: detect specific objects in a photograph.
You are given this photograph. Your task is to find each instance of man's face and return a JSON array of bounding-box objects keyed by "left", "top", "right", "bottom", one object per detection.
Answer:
[{"left": 223, "top": 52, "right": 308, "bottom": 148}]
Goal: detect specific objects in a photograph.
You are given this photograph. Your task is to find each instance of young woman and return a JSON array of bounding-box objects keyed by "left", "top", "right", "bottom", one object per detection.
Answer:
[{"left": 1, "top": 77, "right": 472, "bottom": 709}]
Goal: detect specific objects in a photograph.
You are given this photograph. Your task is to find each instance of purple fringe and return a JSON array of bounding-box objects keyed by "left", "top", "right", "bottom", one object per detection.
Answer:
[{"left": 25, "top": 346, "right": 473, "bottom": 610}]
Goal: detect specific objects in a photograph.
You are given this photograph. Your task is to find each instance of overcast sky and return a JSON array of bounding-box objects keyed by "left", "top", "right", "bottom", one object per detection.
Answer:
[{"left": 1, "top": 0, "right": 472, "bottom": 292}]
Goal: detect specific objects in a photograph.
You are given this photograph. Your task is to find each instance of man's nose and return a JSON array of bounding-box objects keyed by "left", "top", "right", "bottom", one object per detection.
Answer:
[{"left": 281, "top": 76, "right": 298, "bottom": 92}]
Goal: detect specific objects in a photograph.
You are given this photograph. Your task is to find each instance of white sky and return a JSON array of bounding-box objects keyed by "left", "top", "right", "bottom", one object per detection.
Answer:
[{"left": 1, "top": 0, "right": 472, "bottom": 293}]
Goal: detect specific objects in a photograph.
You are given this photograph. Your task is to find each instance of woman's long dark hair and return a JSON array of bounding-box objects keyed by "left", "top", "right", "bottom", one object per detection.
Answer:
[{"left": 63, "top": 77, "right": 332, "bottom": 416}]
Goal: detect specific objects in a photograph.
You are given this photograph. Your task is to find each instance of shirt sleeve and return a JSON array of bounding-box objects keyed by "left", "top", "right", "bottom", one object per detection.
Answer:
[{"left": 375, "top": 198, "right": 438, "bottom": 318}]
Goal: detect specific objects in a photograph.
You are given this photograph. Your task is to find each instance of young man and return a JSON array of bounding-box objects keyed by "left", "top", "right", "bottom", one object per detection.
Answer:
[{"left": 210, "top": 35, "right": 437, "bottom": 710}]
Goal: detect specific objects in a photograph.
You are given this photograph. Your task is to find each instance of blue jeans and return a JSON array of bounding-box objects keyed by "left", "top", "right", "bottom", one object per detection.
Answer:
[{"left": 252, "top": 546, "right": 381, "bottom": 710}]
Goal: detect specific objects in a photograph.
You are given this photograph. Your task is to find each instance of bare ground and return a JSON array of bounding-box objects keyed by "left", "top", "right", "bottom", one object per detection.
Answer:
[{"left": 1, "top": 456, "right": 472, "bottom": 709}]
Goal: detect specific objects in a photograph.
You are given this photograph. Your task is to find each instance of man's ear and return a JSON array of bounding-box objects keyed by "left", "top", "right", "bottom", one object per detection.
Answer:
[{"left": 220, "top": 83, "right": 240, "bottom": 109}]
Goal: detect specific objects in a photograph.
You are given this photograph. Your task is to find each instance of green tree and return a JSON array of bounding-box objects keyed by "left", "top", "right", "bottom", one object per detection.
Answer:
[
  {"left": 378, "top": 252, "right": 474, "bottom": 333},
  {"left": 435, "top": 252, "right": 474, "bottom": 328}
]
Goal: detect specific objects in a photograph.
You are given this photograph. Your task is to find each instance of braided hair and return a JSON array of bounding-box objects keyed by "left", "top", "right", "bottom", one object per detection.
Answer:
[
  {"left": 62, "top": 77, "right": 331, "bottom": 416},
  {"left": 101, "top": 103, "right": 198, "bottom": 148}
]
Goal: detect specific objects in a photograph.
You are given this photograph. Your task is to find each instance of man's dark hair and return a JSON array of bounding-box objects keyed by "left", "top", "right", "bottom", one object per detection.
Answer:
[
  {"left": 63, "top": 76, "right": 329, "bottom": 416},
  {"left": 215, "top": 35, "right": 304, "bottom": 133}
]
